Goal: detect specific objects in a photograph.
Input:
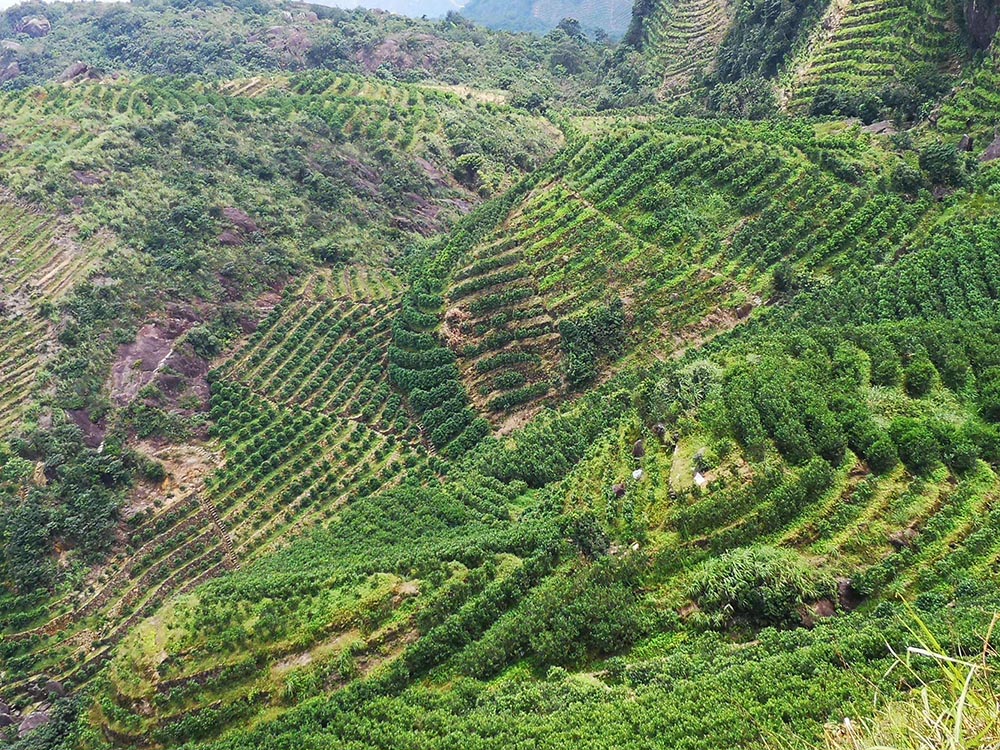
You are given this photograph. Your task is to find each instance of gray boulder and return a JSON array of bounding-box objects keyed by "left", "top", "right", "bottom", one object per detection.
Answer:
[
  {"left": 19, "top": 17, "right": 51, "bottom": 37},
  {"left": 981, "top": 134, "right": 1000, "bottom": 162},
  {"left": 18, "top": 710, "right": 50, "bottom": 738}
]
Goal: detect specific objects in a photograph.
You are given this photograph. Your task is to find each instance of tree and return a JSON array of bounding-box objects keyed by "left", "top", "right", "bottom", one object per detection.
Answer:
[
  {"left": 890, "top": 418, "right": 939, "bottom": 474},
  {"left": 979, "top": 372, "right": 1000, "bottom": 422},
  {"left": 866, "top": 436, "right": 898, "bottom": 474},
  {"left": 904, "top": 351, "right": 936, "bottom": 397},
  {"left": 918, "top": 143, "right": 965, "bottom": 186}
]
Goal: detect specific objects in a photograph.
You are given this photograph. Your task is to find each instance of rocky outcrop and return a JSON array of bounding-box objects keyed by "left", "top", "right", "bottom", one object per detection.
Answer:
[
  {"left": 0, "top": 61, "right": 20, "bottom": 84},
  {"left": 58, "top": 62, "right": 102, "bottom": 83},
  {"left": 217, "top": 207, "right": 260, "bottom": 246},
  {"left": 17, "top": 16, "right": 51, "bottom": 38},
  {"left": 966, "top": 0, "right": 1000, "bottom": 48},
  {"left": 982, "top": 133, "right": 1000, "bottom": 162},
  {"left": 18, "top": 710, "right": 50, "bottom": 738}
]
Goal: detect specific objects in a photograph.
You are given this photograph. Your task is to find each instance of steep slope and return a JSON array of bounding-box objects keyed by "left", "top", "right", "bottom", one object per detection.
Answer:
[
  {"left": 637, "top": 0, "right": 736, "bottom": 94},
  {"left": 6, "top": 1, "right": 1000, "bottom": 749},
  {"left": 0, "top": 68, "right": 560, "bottom": 717},
  {"left": 53, "top": 115, "right": 1000, "bottom": 749},
  {"left": 431, "top": 118, "right": 921, "bottom": 427},
  {"left": 782, "top": 0, "right": 959, "bottom": 116},
  {"left": 0, "top": 195, "right": 108, "bottom": 435}
]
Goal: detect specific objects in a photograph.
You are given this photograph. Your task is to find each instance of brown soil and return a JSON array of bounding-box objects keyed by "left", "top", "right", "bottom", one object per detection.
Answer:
[{"left": 123, "top": 441, "right": 221, "bottom": 521}]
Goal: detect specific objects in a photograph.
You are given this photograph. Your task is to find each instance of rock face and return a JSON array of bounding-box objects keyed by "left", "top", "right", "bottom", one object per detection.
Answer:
[
  {"left": 43, "top": 680, "right": 66, "bottom": 698},
  {"left": 959, "top": 134, "right": 974, "bottom": 152},
  {"left": 836, "top": 577, "right": 864, "bottom": 611},
  {"left": 18, "top": 710, "right": 50, "bottom": 737},
  {"left": 966, "top": 0, "right": 1000, "bottom": 48},
  {"left": 982, "top": 134, "right": 1000, "bottom": 162},
  {"left": 0, "top": 61, "right": 20, "bottom": 84},
  {"left": 861, "top": 120, "right": 895, "bottom": 136},
  {"left": 58, "top": 62, "right": 101, "bottom": 83},
  {"left": 221, "top": 207, "right": 258, "bottom": 234},
  {"left": 18, "top": 16, "right": 51, "bottom": 37}
]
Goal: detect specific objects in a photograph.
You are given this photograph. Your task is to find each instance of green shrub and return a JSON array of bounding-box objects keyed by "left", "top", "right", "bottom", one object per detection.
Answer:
[
  {"left": 904, "top": 353, "right": 936, "bottom": 398},
  {"left": 889, "top": 418, "right": 940, "bottom": 474},
  {"left": 918, "top": 143, "right": 965, "bottom": 187},
  {"left": 689, "top": 545, "right": 835, "bottom": 627},
  {"left": 866, "top": 437, "right": 899, "bottom": 475}
]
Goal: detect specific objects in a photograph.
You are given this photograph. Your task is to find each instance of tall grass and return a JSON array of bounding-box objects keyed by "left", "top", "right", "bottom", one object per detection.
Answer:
[{"left": 824, "top": 612, "right": 1000, "bottom": 750}]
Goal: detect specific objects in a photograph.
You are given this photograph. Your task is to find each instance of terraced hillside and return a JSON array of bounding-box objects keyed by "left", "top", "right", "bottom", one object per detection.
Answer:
[
  {"left": 216, "top": 270, "right": 416, "bottom": 440},
  {"left": 639, "top": 0, "right": 736, "bottom": 94},
  {"left": 0, "top": 194, "right": 107, "bottom": 435},
  {"left": 83, "top": 312, "right": 1000, "bottom": 749},
  {"left": 6, "top": 2, "right": 1000, "bottom": 749},
  {"left": 938, "top": 46, "right": 1000, "bottom": 140},
  {"left": 0, "top": 66, "right": 560, "bottom": 718},
  {"left": 1, "top": 378, "right": 430, "bottom": 703},
  {"left": 434, "top": 118, "right": 925, "bottom": 426},
  {"left": 783, "top": 0, "right": 958, "bottom": 114}
]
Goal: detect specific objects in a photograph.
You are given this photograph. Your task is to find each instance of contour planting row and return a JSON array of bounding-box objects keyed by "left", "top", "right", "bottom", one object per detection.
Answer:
[
  {"left": 938, "top": 49, "right": 1000, "bottom": 137},
  {"left": 217, "top": 287, "right": 415, "bottom": 440},
  {"left": 787, "top": 0, "right": 953, "bottom": 110},
  {"left": 5, "top": 379, "right": 430, "bottom": 697},
  {"left": 206, "top": 381, "right": 430, "bottom": 559},
  {"left": 0, "top": 198, "right": 104, "bottom": 435},
  {"left": 2, "top": 491, "right": 230, "bottom": 697},
  {"left": 643, "top": 0, "right": 735, "bottom": 93},
  {"left": 440, "top": 123, "right": 922, "bottom": 423}
]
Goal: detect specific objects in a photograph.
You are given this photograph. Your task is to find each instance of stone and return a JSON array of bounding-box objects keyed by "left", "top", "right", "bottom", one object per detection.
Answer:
[
  {"left": 981, "top": 134, "right": 1000, "bottom": 162},
  {"left": 44, "top": 679, "right": 66, "bottom": 698},
  {"left": 800, "top": 598, "right": 837, "bottom": 628},
  {"left": 965, "top": 0, "right": 1000, "bottom": 48},
  {"left": 888, "top": 527, "right": 918, "bottom": 550},
  {"left": 221, "top": 207, "right": 258, "bottom": 233},
  {"left": 0, "top": 61, "right": 20, "bottom": 84},
  {"left": 218, "top": 229, "right": 243, "bottom": 246},
  {"left": 632, "top": 439, "right": 645, "bottom": 458},
  {"left": 19, "top": 17, "right": 51, "bottom": 38},
  {"left": 18, "top": 710, "right": 50, "bottom": 738},
  {"left": 958, "top": 134, "right": 974, "bottom": 152},
  {"left": 611, "top": 483, "right": 626, "bottom": 498},
  {"left": 861, "top": 120, "right": 896, "bottom": 136},
  {"left": 837, "top": 577, "right": 864, "bottom": 611}
]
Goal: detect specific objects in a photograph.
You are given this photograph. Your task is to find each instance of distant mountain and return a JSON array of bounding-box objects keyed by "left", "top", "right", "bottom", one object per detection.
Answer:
[
  {"left": 311, "top": 0, "right": 465, "bottom": 17},
  {"left": 461, "top": 0, "right": 633, "bottom": 37}
]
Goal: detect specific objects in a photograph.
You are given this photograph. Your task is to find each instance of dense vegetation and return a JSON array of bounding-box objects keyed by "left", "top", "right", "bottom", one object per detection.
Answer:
[{"left": 2, "top": 0, "right": 1000, "bottom": 749}]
